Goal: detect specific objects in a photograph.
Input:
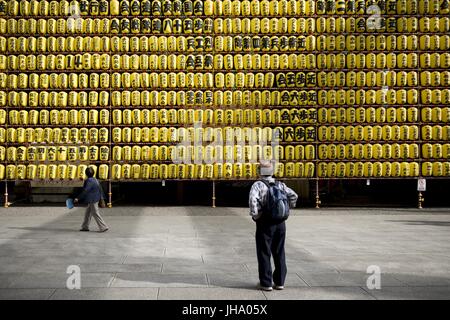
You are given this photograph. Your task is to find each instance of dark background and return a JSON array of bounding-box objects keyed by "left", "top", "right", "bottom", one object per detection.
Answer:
[{"left": 4, "top": 179, "right": 450, "bottom": 208}]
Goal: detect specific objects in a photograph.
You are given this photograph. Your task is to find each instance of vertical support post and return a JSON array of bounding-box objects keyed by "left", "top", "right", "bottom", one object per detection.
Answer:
[
  {"left": 4, "top": 181, "right": 9, "bottom": 208},
  {"left": 107, "top": 181, "right": 112, "bottom": 208},
  {"left": 315, "top": 179, "right": 321, "bottom": 209},
  {"left": 418, "top": 191, "right": 424, "bottom": 209},
  {"left": 212, "top": 180, "right": 216, "bottom": 208}
]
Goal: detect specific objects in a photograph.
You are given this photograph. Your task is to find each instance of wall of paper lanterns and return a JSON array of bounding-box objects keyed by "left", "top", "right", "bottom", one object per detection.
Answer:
[{"left": 0, "top": 0, "right": 449, "bottom": 182}]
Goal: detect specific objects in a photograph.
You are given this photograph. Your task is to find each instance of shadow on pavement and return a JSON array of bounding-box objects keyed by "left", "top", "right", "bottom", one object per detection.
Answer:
[
  {"left": 8, "top": 227, "right": 80, "bottom": 233},
  {"left": 183, "top": 205, "right": 450, "bottom": 299},
  {"left": 386, "top": 220, "right": 450, "bottom": 227}
]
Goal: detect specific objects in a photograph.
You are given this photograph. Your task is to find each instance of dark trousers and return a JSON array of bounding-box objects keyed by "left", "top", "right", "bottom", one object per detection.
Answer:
[{"left": 255, "top": 220, "right": 287, "bottom": 287}]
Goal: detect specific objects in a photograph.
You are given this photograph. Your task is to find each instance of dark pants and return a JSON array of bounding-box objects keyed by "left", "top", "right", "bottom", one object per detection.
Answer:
[{"left": 255, "top": 220, "right": 287, "bottom": 287}]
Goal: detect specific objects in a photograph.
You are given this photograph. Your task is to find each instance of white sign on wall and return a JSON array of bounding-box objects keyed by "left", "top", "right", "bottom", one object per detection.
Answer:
[{"left": 417, "top": 179, "right": 426, "bottom": 192}]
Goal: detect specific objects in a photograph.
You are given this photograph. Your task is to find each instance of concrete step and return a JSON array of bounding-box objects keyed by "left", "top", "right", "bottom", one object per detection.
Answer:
[
  {"left": 32, "top": 194, "right": 70, "bottom": 203},
  {"left": 32, "top": 187, "right": 77, "bottom": 194}
]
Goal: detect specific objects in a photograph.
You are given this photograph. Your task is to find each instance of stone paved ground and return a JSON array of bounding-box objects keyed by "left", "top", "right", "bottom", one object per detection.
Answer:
[{"left": 0, "top": 206, "right": 449, "bottom": 300}]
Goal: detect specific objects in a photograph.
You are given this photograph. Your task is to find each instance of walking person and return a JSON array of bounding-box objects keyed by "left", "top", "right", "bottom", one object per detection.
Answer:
[
  {"left": 249, "top": 161, "right": 298, "bottom": 291},
  {"left": 74, "top": 167, "right": 109, "bottom": 233}
]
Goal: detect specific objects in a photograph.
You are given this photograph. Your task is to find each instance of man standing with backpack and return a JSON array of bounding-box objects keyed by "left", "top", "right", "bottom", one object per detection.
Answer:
[{"left": 249, "top": 161, "right": 298, "bottom": 291}]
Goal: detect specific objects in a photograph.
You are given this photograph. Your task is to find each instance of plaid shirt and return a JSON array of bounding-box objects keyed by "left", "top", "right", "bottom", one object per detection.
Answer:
[{"left": 249, "top": 176, "right": 298, "bottom": 220}]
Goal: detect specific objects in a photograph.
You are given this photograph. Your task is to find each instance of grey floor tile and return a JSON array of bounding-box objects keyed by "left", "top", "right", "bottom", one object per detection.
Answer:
[
  {"left": 0, "top": 274, "right": 24, "bottom": 289},
  {"left": 336, "top": 271, "right": 407, "bottom": 287},
  {"left": 297, "top": 272, "right": 368, "bottom": 287},
  {"left": 164, "top": 250, "right": 204, "bottom": 260},
  {"left": 366, "top": 286, "right": 450, "bottom": 300},
  {"left": 111, "top": 273, "right": 208, "bottom": 288},
  {"left": 202, "top": 255, "right": 256, "bottom": 264},
  {"left": 7, "top": 273, "right": 115, "bottom": 289},
  {"left": 263, "top": 287, "right": 376, "bottom": 300},
  {"left": 42, "top": 256, "right": 125, "bottom": 265},
  {"left": 207, "top": 273, "right": 307, "bottom": 289},
  {"left": 162, "top": 263, "right": 248, "bottom": 274},
  {"left": 0, "top": 289, "right": 55, "bottom": 300},
  {"left": 121, "top": 255, "right": 161, "bottom": 262},
  {"left": 389, "top": 274, "right": 450, "bottom": 287},
  {"left": 50, "top": 288, "right": 158, "bottom": 300},
  {"left": 247, "top": 262, "right": 340, "bottom": 274},
  {"left": 27, "top": 263, "right": 162, "bottom": 274},
  {"left": 0, "top": 262, "right": 40, "bottom": 273},
  {"left": 158, "top": 287, "right": 267, "bottom": 300}
]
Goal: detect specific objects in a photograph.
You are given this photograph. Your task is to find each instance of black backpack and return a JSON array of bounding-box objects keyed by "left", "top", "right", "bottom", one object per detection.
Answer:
[{"left": 260, "top": 180, "right": 290, "bottom": 222}]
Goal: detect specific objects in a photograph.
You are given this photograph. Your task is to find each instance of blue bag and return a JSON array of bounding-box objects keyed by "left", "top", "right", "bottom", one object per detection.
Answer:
[
  {"left": 260, "top": 180, "right": 290, "bottom": 222},
  {"left": 66, "top": 198, "right": 74, "bottom": 209}
]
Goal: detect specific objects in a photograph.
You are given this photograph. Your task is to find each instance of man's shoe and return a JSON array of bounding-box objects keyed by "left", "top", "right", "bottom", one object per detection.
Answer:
[
  {"left": 257, "top": 283, "right": 273, "bottom": 292},
  {"left": 274, "top": 285, "right": 284, "bottom": 290},
  {"left": 99, "top": 228, "right": 109, "bottom": 233},
  {"left": 79, "top": 229, "right": 89, "bottom": 232}
]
